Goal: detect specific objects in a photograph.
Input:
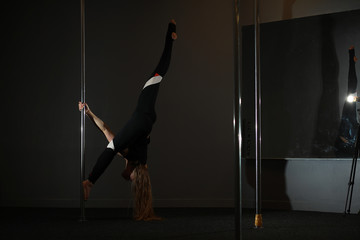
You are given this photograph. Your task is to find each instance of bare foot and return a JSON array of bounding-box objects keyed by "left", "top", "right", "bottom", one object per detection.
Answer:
[
  {"left": 170, "top": 19, "right": 177, "bottom": 40},
  {"left": 349, "top": 46, "right": 357, "bottom": 62},
  {"left": 82, "top": 179, "right": 93, "bottom": 201}
]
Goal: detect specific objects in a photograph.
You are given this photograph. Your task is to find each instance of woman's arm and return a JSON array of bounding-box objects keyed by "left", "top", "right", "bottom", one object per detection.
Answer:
[
  {"left": 79, "top": 102, "right": 126, "bottom": 162},
  {"left": 78, "top": 102, "right": 115, "bottom": 143}
]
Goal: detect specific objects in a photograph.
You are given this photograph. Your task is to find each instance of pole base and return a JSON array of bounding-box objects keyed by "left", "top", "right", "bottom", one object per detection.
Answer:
[
  {"left": 78, "top": 216, "right": 87, "bottom": 222},
  {"left": 254, "top": 214, "right": 263, "bottom": 228}
]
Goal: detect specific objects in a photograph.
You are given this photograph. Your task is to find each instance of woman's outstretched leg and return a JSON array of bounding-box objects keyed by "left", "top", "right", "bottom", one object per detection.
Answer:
[
  {"left": 151, "top": 19, "right": 177, "bottom": 77},
  {"left": 134, "top": 19, "right": 177, "bottom": 119},
  {"left": 347, "top": 46, "right": 357, "bottom": 94}
]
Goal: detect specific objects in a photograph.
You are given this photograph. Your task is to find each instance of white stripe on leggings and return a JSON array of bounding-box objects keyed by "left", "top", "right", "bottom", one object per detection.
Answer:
[
  {"left": 143, "top": 75, "right": 162, "bottom": 89},
  {"left": 107, "top": 140, "right": 115, "bottom": 150}
]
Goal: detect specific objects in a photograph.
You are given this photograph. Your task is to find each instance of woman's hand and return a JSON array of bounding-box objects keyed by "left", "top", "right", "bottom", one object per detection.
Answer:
[
  {"left": 77, "top": 102, "right": 115, "bottom": 142},
  {"left": 78, "top": 101, "right": 90, "bottom": 114}
]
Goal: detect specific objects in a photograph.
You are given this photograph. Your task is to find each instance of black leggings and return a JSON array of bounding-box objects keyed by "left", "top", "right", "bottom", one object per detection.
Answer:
[{"left": 88, "top": 22, "right": 176, "bottom": 184}]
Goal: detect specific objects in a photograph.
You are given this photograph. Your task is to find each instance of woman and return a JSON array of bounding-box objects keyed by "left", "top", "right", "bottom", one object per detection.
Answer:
[{"left": 79, "top": 19, "right": 177, "bottom": 220}]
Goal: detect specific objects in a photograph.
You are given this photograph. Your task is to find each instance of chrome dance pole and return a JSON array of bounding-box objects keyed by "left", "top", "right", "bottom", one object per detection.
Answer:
[
  {"left": 254, "top": 0, "right": 262, "bottom": 228},
  {"left": 234, "top": 0, "right": 243, "bottom": 238},
  {"left": 80, "top": 0, "right": 86, "bottom": 222}
]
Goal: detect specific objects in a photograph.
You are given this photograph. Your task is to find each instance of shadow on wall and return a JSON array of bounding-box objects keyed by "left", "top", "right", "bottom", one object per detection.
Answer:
[
  {"left": 245, "top": 159, "right": 292, "bottom": 210},
  {"left": 311, "top": 15, "right": 340, "bottom": 157}
]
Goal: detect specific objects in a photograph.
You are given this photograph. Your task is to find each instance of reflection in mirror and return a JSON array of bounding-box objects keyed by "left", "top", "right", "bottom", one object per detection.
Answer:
[
  {"left": 240, "top": 5, "right": 360, "bottom": 240},
  {"left": 243, "top": 9, "right": 360, "bottom": 159}
]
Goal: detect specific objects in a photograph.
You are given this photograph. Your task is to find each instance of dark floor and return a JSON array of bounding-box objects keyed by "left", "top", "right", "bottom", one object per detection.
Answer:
[{"left": 1, "top": 207, "right": 359, "bottom": 240}]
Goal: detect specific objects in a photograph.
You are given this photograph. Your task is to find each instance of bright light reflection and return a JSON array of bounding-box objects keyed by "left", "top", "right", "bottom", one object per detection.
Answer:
[{"left": 347, "top": 95, "right": 357, "bottom": 103}]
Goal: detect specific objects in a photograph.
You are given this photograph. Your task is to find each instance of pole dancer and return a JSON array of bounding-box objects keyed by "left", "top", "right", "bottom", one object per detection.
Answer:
[{"left": 79, "top": 19, "right": 177, "bottom": 221}]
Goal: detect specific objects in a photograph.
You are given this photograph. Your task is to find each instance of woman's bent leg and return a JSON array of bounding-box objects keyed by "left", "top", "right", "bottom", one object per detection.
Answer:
[{"left": 88, "top": 148, "right": 117, "bottom": 184}]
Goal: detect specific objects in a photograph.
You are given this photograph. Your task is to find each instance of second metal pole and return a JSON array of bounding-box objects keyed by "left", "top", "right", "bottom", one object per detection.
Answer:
[
  {"left": 234, "top": 0, "right": 243, "bottom": 238},
  {"left": 254, "top": 0, "right": 262, "bottom": 228}
]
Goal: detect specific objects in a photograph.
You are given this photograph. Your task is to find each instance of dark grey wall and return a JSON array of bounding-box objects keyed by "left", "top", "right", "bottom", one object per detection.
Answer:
[
  {"left": 0, "top": 0, "right": 235, "bottom": 208},
  {"left": 1, "top": 1, "right": 81, "bottom": 206},
  {"left": 1, "top": 0, "right": 360, "bottom": 214},
  {"left": 240, "top": 0, "right": 360, "bottom": 25}
]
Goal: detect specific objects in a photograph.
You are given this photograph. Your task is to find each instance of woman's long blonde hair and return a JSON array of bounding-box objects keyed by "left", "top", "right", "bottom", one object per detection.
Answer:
[{"left": 131, "top": 164, "right": 161, "bottom": 221}]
